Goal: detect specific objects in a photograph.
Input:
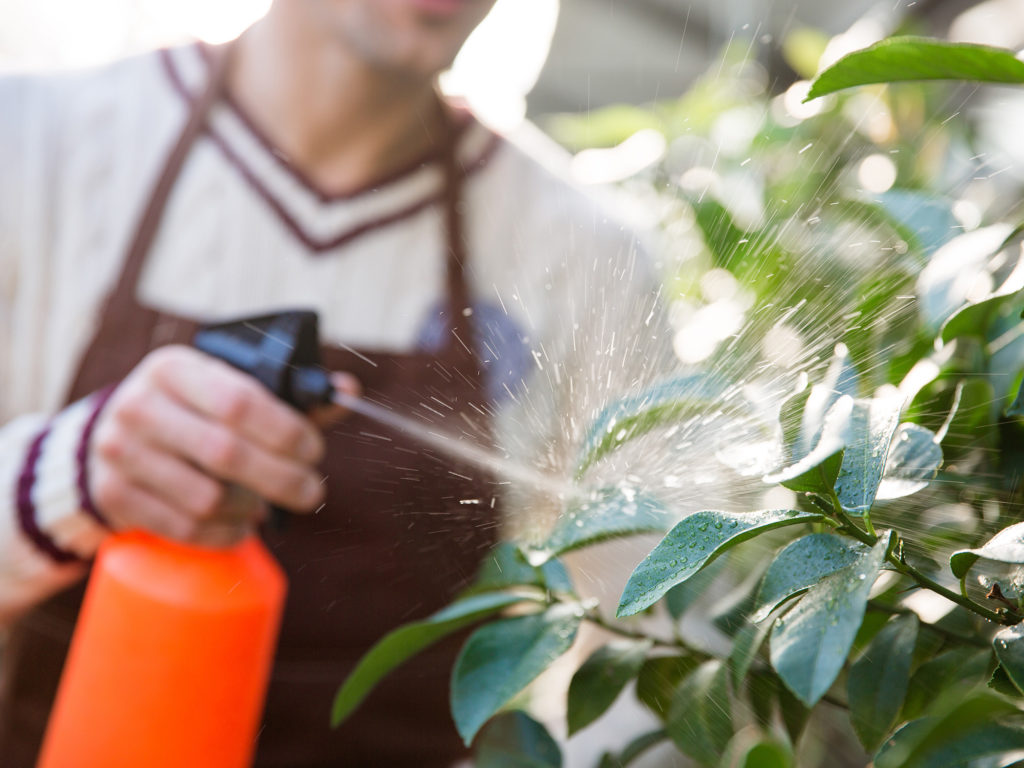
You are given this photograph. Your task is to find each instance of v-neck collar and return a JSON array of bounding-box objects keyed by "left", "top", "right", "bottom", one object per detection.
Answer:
[{"left": 158, "top": 43, "right": 502, "bottom": 254}]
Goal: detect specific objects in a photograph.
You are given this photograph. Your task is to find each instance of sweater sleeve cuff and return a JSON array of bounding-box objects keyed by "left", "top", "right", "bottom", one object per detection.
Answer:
[{"left": 18, "top": 386, "right": 116, "bottom": 563}]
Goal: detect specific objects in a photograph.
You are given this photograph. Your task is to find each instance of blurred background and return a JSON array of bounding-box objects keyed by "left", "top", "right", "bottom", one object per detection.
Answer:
[{"left": 5, "top": 0, "right": 1023, "bottom": 127}]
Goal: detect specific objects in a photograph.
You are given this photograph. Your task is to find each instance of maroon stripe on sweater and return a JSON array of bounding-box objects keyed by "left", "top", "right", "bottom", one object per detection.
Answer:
[
  {"left": 76, "top": 385, "right": 118, "bottom": 528},
  {"left": 16, "top": 425, "right": 82, "bottom": 564},
  {"left": 158, "top": 47, "right": 503, "bottom": 254}
]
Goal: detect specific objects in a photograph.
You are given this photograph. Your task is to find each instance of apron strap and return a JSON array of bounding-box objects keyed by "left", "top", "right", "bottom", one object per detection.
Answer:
[
  {"left": 104, "top": 42, "right": 234, "bottom": 320},
  {"left": 438, "top": 102, "right": 476, "bottom": 360}
]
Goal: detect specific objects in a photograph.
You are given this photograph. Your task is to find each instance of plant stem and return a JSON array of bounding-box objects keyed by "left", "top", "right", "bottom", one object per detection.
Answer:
[
  {"left": 582, "top": 609, "right": 710, "bottom": 658},
  {"left": 889, "top": 552, "right": 1013, "bottom": 625},
  {"left": 866, "top": 600, "right": 989, "bottom": 648},
  {"left": 826, "top": 493, "right": 1017, "bottom": 626}
]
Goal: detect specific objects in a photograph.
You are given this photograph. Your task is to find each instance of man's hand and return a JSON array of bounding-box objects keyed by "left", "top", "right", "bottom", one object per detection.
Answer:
[{"left": 88, "top": 345, "right": 356, "bottom": 547}]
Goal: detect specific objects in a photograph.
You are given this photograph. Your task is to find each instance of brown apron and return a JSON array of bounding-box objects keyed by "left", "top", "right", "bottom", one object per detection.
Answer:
[{"left": 0, "top": 42, "right": 498, "bottom": 767}]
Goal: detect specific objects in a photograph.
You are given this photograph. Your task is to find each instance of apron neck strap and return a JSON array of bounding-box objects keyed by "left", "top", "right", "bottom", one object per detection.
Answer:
[
  {"left": 438, "top": 102, "right": 474, "bottom": 354},
  {"left": 106, "top": 42, "right": 234, "bottom": 319}
]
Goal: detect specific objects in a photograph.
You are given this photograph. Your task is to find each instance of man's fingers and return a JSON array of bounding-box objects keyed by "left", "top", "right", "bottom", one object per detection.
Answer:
[
  {"left": 128, "top": 390, "right": 325, "bottom": 512},
  {"left": 93, "top": 422, "right": 227, "bottom": 519},
  {"left": 149, "top": 347, "right": 324, "bottom": 463},
  {"left": 91, "top": 474, "right": 198, "bottom": 541}
]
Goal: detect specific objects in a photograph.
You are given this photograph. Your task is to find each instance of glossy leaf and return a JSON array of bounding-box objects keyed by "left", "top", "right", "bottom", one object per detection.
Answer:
[
  {"left": 874, "top": 693, "right": 1023, "bottom": 768},
  {"left": 806, "top": 37, "right": 1024, "bottom": 101},
  {"left": 770, "top": 531, "right": 891, "bottom": 706},
  {"left": 474, "top": 710, "right": 562, "bottom": 768},
  {"left": 575, "top": 374, "right": 735, "bottom": 478},
  {"left": 847, "top": 614, "right": 919, "bottom": 752},
  {"left": 940, "top": 287, "right": 1024, "bottom": 345},
  {"left": 876, "top": 423, "right": 943, "bottom": 500},
  {"left": 951, "top": 521, "right": 1024, "bottom": 579},
  {"left": 529, "top": 487, "right": 671, "bottom": 565},
  {"left": 753, "top": 534, "right": 868, "bottom": 622},
  {"left": 471, "top": 542, "right": 574, "bottom": 594},
  {"left": 834, "top": 396, "right": 903, "bottom": 515},
  {"left": 567, "top": 640, "right": 652, "bottom": 735},
  {"left": 993, "top": 624, "right": 1024, "bottom": 695},
  {"left": 331, "top": 591, "right": 540, "bottom": 727},
  {"left": 1008, "top": 375, "right": 1024, "bottom": 418},
  {"left": 635, "top": 655, "right": 699, "bottom": 720},
  {"left": 451, "top": 603, "right": 582, "bottom": 745},
  {"left": 664, "top": 556, "right": 727, "bottom": 619},
  {"left": 902, "top": 647, "right": 991, "bottom": 721},
  {"left": 728, "top": 617, "right": 774, "bottom": 687},
  {"left": 616, "top": 509, "right": 820, "bottom": 617},
  {"left": 665, "top": 660, "right": 732, "bottom": 764},
  {"left": 596, "top": 730, "right": 667, "bottom": 768},
  {"left": 764, "top": 396, "right": 852, "bottom": 495}
]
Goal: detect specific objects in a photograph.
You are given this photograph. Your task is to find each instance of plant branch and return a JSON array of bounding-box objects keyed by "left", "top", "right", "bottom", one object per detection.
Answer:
[
  {"left": 825, "top": 492, "right": 1017, "bottom": 625},
  {"left": 866, "top": 600, "right": 989, "bottom": 648},
  {"left": 582, "top": 609, "right": 710, "bottom": 658}
]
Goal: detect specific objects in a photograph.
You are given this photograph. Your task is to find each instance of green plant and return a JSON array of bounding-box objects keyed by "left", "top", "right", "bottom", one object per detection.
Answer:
[{"left": 332, "top": 34, "right": 1024, "bottom": 767}]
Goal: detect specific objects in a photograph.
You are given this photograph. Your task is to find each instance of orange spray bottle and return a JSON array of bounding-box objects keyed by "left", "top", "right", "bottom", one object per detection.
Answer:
[{"left": 38, "top": 311, "right": 336, "bottom": 768}]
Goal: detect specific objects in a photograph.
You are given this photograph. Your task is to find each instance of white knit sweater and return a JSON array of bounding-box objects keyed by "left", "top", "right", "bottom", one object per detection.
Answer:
[{"left": 0, "top": 43, "right": 665, "bottom": 618}]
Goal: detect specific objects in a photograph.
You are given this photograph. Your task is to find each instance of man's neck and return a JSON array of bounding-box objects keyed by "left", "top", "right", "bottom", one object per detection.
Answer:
[{"left": 230, "top": 8, "right": 446, "bottom": 195}]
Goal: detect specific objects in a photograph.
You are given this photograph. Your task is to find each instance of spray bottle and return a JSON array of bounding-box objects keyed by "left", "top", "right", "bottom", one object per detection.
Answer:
[{"left": 38, "top": 311, "right": 337, "bottom": 768}]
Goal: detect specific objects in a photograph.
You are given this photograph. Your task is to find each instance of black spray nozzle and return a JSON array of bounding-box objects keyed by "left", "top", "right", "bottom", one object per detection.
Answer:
[{"left": 193, "top": 310, "right": 333, "bottom": 412}]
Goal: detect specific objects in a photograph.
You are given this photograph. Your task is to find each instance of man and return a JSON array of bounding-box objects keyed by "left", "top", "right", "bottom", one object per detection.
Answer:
[{"left": 0, "top": 0, "right": 663, "bottom": 764}]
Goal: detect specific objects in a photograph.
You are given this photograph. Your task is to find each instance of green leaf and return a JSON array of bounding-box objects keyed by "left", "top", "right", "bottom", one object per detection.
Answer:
[
  {"left": 747, "top": 672, "right": 777, "bottom": 727},
  {"left": 635, "top": 655, "right": 700, "bottom": 720},
  {"left": 575, "top": 374, "right": 734, "bottom": 479},
  {"left": 528, "top": 487, "right": 671, "bottom": 565},
  {"left": 665, "top": 660, "right": 733, "bottom": 764},
  {"left": 471, "top": 542, "right": 573, "bottom": 594},
  {"left": 951, "top": 521, "right": 1024, "bottom": 579},
  {"left": 876, "top": 423, "right": 943, "bottom": 500},
  {"left": 940, "top": 288, "right": 1024, "bottom": 345},
  {"left": 777, "top": 682, "right": 811, "bottom": 746},
  {"left": 1008, "top": 375, "right": 1024, "bottom": 418},
  {"left": 875, "top": 692, "right": 1023, "bottom": 768},
  {"left": 664, "top": 556, "right": 727, "bottom": 619},
  {"left": 875, "top": 189, "right": 958, "bottom": 257},
  {"left": 711, "top": 568, "right": 765, "bottom": 637},
  {"left": 616, "top": 509, "right": 821, "bottom": 617},
  {"left": 474, "top": 710, "right": 562, "bottom": 768},
  {"left": 753, "top": 534, "right": 869, "bottom": 622},
  {"left": 834, "top": 396, "right": 904, "bottom": 515},
  {"left": 596, "top": 729, "right": 667, "bottom": 768},
  {"left": 736, "top": 738, "right": 794, "bottom": 768},
  {"left": 769, "top": 531, "right": 892, "bottom": 706},
  {"left": 567, "top": 640, "right": 652, "bottom": 735},
  {"left": 451, "top": 603, "right": 582, "bottom": 745},
  {"left": 988, "top": 665, "right": 1023, "bottom": 699},
  {"left": 806, "top": 37, "right": 1024, "bottom": 101},
  {"left": 848, "top": 614, "right": 919, "bottom": 752},
  {"left": 729, "top": 618, "right": 774, "bottom": 687},
  {"left": 764, "top": 396, "right": 852, "bottom": 495},
  {"left": 902, "top": 647, "right": 991, "bottom": 721},
  {"left": 879, "top": 723, "right": 1024, "bottom": 768},
  {"left": 993, "top": 624, "right": 1024, "bottom": 695},
  {"left": 331, "top": 591, "right": 540, "bottom": 727}
]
